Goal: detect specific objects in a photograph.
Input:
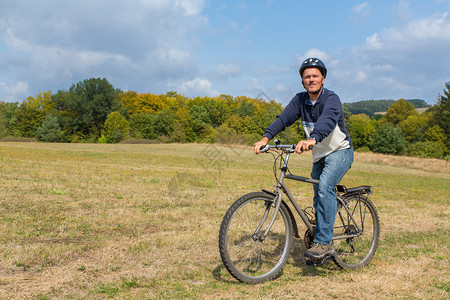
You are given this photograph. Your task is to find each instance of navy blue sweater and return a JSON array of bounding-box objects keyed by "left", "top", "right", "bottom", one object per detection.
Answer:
[{"left": 264, "top": 88, "right": 352, "bottom": 162}]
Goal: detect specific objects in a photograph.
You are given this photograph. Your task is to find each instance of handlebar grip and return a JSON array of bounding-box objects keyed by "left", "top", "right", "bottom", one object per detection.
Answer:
[
  {"left": 259, "top": 144, "right": 270, "bottom": 153},
  {"left": 292, "top": 144, "right": 313, "bottom": 151}
]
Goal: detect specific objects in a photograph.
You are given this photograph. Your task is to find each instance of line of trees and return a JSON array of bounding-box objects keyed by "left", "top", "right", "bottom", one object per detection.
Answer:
[
  {"left": 343, "top": 99, "right": 430, "bottom": 118},
  {"left": 0, "top": 78, "right": 449, "bottom": 159}
]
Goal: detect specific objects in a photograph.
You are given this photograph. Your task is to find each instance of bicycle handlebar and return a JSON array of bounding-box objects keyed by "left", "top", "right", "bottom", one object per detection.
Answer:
[
  {"left": 259, "top": 144, "right": 313, "bottom": 153},
  {"left": 259, "top": 144, "right": 296, "bottom": 153}
]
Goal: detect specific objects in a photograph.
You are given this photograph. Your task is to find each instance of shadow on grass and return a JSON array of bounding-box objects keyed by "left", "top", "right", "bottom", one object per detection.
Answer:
[
  {"left": 212, "top": 263, "right": 285, "bottom": 284},
  {"left": 212, "top": 264, "right": 241, "bottom": 284},
  {"left": 212, "top": 240, "right": 335, "bottom": 284},
  {"left": 291, "top": 239, "right": 337, "bottom": 277}
]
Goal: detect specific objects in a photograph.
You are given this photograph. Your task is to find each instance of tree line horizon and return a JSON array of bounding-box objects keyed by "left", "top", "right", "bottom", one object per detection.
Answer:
[{"left": 0, "top": 78, "right": 448, "bottom": 159}]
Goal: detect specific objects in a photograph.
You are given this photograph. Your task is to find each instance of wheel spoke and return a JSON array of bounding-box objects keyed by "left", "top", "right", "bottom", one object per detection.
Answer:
[
  {"left": 219, "top": 193, "right": 293, "bottom": 283},
  {"left": 332, "top": 195, "right": 380, "bottom": 269}
]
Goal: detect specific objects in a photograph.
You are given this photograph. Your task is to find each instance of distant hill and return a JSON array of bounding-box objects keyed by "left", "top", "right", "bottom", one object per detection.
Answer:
[{"left": 343, "top": 99, "right": 430, "bottom": 117}]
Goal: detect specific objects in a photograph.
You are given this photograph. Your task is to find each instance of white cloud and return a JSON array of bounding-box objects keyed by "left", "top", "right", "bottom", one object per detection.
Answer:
[
  {"left": 216, "top": 63, "right": 240, "bottom": 78},
  {"left": 330, "top": 11, "right": 450, "bottom": 102},
  {"left": 361, "top": 12, "right": 450, "bottom": 65},
  {"left": 176, "top": 0, "right": 207, "bottom": 15},
  {"left": 0, "top": 0, "right": 208, "bottom": 101},
  {"left": 275, "top": 83, "right": 289, "bottom": 93},
  {"left": 352, "top": 71, "right": 367, "bottom": 84},
  {"left": 351, "top": 2, "right": 371, "bottom": 22},
  {"left": 74, "top": 51, "right": 132, "bottom": 71},
  {"left": 178, "top": 77, "right": 220, "bottom": 97},
  {"left": 247, "top": 78, "right": 266, "bottom": 94},
  {"left": 391, "top": 1, "right": 413, "bottom": 22},
  {"left": 1, "top": 1, "right": 449, "bottom": 105},
  {"left": 298, "top": 49, "right": 331, "bottom": 64},
  {"left": 365, "top": 33, "right": 383, "bottom": 50},
  {"left": 388, "top": 12, "right": 450, "bottom": 45},
  {"left": 0, "top": 81, "right": 29, "bottom": 102}
]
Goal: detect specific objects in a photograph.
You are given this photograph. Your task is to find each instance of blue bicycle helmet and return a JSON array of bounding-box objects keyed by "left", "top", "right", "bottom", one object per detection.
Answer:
[{"left": 299, "top": 58, "right": 327, "bottom": 78}]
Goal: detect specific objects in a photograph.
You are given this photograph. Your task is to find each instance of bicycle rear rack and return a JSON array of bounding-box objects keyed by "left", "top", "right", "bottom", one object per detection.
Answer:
[{"left": 336, "top": 185, "right": 372, "bottom": 195}]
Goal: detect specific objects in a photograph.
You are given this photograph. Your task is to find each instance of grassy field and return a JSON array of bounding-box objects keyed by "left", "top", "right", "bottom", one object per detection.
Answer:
[{"left": 0, "top": 142, "right": 448, "bottom": 299}]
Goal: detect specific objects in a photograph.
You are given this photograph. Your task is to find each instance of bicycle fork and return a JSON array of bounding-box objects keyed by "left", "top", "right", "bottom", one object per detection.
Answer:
[
  {"left": 252, "top": 151, "right": 292, "bottom": 242},
  {"left": 251, "top": 190, "right": 283, "bottom": 242}
]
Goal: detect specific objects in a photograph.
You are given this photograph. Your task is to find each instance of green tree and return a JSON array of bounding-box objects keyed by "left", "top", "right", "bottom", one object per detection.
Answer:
[
  {"left": 224, "top": 114, "right": 246, "bottom": 134},
  {"left": 370, "top": 123, "right": 406, "bottom": 154},
  {"left": 129, "top": 113, "right": 155, "bottom": 139},
  {"left": 424, "top": 125, "right": 447, "bottom": 151},
  {"left": 407, "top": 142, "right": 444, "bottom": 159},
  {"left": 16, "top": 91, "right": 55, "bottom": 137},
  {"left": 246, "top": 115, "right": 264, "bottom": 135},
  {"left": 348, "top": 114, "right": 376, "bottom": 149},
  {"left": 276, "top": 126, "right": 302, "bottom": 144},
  {"left": 74, "top": 78, "right": 121, "bottom": 135},
  {"left": 36, "top": 114, "right": 63, "bottom": 142},
  {"left": 52, "top": 78, "right": 121, "bottom": 141},
  {"left": 343, "top": 100, "right": 395, "bottom": 118},
  {"left": 103, "top": 112, "right": 129, "bottom": 143},
  {"left": 173, "top": 107, "right": 197, "bottom": 142},
  {"left": 234, "top": 97, "right": 256, "bottom": 117},
  {"left": 398, "top": 112, "right": 431, "bottom": 142},
  {"left": 431, "top": 82, "right": 450, "bottom": 149},
  {"left": 190, "top": 105, "right": 211, "bottom": 129},
  {"left": 0, "top": 101, "right": 5, "bottom": 137},
  {"left": 1, "top": 102, "right": 20, "bottom": 136},
  {"left": 52, "top": 89, "right": 89, "bottom": 141},
  {"left": 343, "top": 99, "right": 429, "bottom": 118},
  {"left": 342, "top": 105, "right": 351, "bottom": 120},
  {"left": 204, "top": 98, "right": 230, "bottom": 127},
  {"left": 383, "top": 99, "right": 417, "bottom": 126},
  {"left": 162, "top": 91, "right": 189, "bottom": 111},
  {"left": 261, "top": 100, "right": 283, "bottom": 133},
  {"left": 153, "top": 108, "right": 175, "bottom": 139}
]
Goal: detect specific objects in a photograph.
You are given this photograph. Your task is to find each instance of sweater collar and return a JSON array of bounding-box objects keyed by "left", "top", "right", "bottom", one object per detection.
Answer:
[{"left": 306, "top": 87, "right": 326, "bottom": 106}]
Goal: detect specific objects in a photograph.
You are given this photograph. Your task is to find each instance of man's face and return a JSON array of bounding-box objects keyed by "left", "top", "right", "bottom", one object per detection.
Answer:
[{"left": 302, "top": 68, "right": 325, "bottom": 94}]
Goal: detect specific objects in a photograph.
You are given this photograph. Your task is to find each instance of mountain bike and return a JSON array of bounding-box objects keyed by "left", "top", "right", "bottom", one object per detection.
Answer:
[{"left": 218, "top": 141, "right": 380, "bottom": 284}]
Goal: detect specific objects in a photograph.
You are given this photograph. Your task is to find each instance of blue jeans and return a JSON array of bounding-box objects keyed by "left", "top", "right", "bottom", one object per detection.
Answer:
[{"left": 311, "top": 147, "right": 354, "bottom": 245}]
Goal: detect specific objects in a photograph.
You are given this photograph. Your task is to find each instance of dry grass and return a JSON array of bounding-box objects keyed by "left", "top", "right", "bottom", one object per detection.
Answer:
[
  {"left": 0, "top": 142, "right": 448, "bottom": 299},
  {"left": 355, "top": 151, "right": 450, "bottom": 176}
]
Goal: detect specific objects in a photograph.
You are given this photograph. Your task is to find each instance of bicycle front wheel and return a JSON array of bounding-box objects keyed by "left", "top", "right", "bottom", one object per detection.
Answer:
[
  {"left": 332, "top": 194, "right": 380, "bottom": 269},
  {"left": 218, "top": 192, "right": 293, "bottom": 284}
]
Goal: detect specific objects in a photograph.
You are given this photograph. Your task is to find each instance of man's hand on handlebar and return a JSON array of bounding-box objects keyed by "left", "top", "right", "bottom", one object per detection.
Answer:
[
  {"left": 253, "top": 137, "right": 269, "bottom": 154},
  {"left": 295, "top": 139, "right": 316, "bottom": 154}
]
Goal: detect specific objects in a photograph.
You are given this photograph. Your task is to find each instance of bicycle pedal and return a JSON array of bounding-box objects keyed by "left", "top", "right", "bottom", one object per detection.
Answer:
[
  {"left": 306, "top": 258, "right": 324, "bottom": 266},
  {"left": 305, "top": 254, "right": 331, "bottom": 267}
]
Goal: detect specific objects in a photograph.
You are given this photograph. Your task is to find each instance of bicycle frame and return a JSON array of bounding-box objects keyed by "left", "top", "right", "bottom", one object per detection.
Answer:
[{"left": 257, "top": 144, "right": 365, "bottom": 242}]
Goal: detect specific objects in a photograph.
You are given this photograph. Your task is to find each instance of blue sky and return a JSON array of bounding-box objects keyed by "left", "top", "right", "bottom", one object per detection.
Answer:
[{"left": 1, "top": 0, "right": 449, "bottom": 105}]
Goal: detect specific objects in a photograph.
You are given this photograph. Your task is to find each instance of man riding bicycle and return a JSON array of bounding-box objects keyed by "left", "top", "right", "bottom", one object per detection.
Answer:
[{"left": 253, "top": 58, "right": 354, "bottom": 260}]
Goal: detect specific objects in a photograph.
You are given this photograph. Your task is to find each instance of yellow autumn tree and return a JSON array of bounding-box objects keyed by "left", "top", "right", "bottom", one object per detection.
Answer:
[
  {"left": 16, "top": 91, "right": 55, "bottom": 137},
  {"left": 120, "top": 91, "right": 167, "bottom": 115}
]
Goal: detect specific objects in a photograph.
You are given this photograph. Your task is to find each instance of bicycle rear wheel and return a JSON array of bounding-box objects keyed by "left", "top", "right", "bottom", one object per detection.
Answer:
[
  {"left": 332, "top": 194, "right": 380, "bottom": 269},
  {"left": 218, "top": 192, "right": 293, "bottom": 284}
]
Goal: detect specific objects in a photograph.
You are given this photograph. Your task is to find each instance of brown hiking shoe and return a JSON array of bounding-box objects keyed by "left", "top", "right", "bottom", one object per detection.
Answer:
[{"left": 304, "top": 243, "right": 335, "bottom": 259}]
